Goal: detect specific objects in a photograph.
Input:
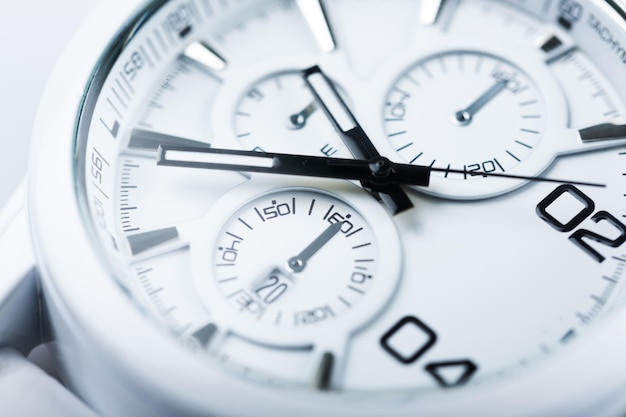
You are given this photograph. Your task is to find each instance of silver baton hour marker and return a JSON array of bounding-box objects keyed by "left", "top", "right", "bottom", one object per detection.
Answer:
[
  {"left": 182, "top": 41, "right": 227, "bottom": 71},
  {"left": 127, "top": 227, "right": 180, "bottom": 256},
  {"left": 297, "top": 0, "right": 336, "bottom": 52},
  {"left": 313, "top": 351, "right": 335, "bottom": 390},
  {"left": 579, "top": 122, "right": 626, "bottom": 143},
  {"left": 419, "top": 0, "right": 447, "bottom": 25}
]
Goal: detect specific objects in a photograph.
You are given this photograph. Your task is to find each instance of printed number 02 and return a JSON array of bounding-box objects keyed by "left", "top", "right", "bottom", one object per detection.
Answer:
[{"left": 536, "top": 184, "right": 626, "bottom": 262}]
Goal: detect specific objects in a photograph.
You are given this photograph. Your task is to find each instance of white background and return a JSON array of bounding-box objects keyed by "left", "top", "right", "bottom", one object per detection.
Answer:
[{"left": 0, "top": 1, "right": 101, "bottom": 206}]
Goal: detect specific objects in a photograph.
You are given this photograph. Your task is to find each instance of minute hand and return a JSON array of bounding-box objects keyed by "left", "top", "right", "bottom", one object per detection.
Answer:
[
  {"left": 302, "top": 65, "right": 414, "bottom": 214},
  {"left": 157, "top": 145, "right": 430, "bottom": 186},
  {"left": 157, "top": 145, "right": 604, "bottom": 188}
]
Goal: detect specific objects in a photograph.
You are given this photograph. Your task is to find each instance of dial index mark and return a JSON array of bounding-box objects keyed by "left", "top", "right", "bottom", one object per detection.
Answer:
[
  {"left": 312, "top": 351, "right": 335, "bottom": 390},
  {"left": 419, "top": 0, "right": 446, "bottom": 25},
  {"left": 238, "top": 218, "right": 254, "bottom": 230},
  {"left": 297, "top": 0, "right": 336, "bottom": 52},
  {"left": 129, "top": 129, "right": 210, "bottom": 151},
  {"left": 192, "top": 323, "right": 218, "bottom": 348},
  {"left": 182, "top": 41, "right": 227, "bottom": 71},
  {"left": 540, "top": 34, "right": 578, "bottom": 64},
  {"left": 127, "top": 227, "right": 179, "bottom": 255},
  {"left": 540, "top": 35, "right": 563, "bottom": 53},
  {"left": 579, "top": 122, "right": 626, "bottom": 143}
]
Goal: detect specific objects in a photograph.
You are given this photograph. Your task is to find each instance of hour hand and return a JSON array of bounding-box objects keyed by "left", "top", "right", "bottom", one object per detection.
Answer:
[
  {"left": 302, "top": 66, "right": 379, "bottom": 159},
  {"left": 302, "top": 65, "right": 414, "bottom": 214}
]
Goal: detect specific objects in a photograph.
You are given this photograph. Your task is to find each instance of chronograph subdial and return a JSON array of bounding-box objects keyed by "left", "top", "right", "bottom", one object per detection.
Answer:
[
  {"left": 232, "top": 71, "right": 351, "bottom": 158},
  {"left": 188, "top": 179, "right": 401, "bottom": 348},
  {"left": 383, "top": 50, "right": 548, "bottom": 199},
  {"left": 214, "top": 190, "right": 377, "bottom": 329}
]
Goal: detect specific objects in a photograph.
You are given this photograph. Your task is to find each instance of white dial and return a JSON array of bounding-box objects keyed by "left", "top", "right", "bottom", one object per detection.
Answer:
[
  {"left": 81, "top": 0, "right": 626, "bottom": 388},
  {"left": 49, "top": 0, "right": 626, "bottom": 414}
]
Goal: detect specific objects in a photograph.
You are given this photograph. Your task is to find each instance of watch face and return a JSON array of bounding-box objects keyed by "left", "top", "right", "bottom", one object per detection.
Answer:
[{"left": 75, "top": 0, "right": 626, "bottom": 402}]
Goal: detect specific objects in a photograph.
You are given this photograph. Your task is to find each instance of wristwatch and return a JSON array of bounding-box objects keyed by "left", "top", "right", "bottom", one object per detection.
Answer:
[{"left": 3, "top": 0, "right": 626, "bottom": 415}]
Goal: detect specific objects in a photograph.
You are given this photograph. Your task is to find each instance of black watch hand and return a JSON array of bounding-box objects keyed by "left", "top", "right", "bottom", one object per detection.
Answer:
[
  {"left": 157, "top": 145, "right": 604, "bottom": 188},
  {"left": 157, "top": 145, "right": 430, "bottom": 186},
  {"left": 302, "top": 65, "right": 414, "bottom": 214}
]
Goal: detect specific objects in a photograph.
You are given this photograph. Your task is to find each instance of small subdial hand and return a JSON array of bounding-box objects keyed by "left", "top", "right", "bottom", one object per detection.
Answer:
[
  {"left": 454, "top": 78, "right": 509, "bottom": 126},
  {"left": 287, "top": 101, "right": 318, "bottom": 130},
  {"left": 302, "top": 65, "right": 414, "bottom": 214},
  {"left": 288, "top": 221, "right": 343, "bottom": 273}
]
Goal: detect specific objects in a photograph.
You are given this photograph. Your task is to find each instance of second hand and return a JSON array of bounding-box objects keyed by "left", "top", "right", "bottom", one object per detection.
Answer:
[{"left": 428, "top": 166, "right": 604, "bottom": 187}]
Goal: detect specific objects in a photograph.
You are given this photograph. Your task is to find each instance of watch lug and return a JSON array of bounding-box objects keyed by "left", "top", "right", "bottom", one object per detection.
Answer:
[{"left": 0, "top": 181, "right": 43, "bottom": 355}]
